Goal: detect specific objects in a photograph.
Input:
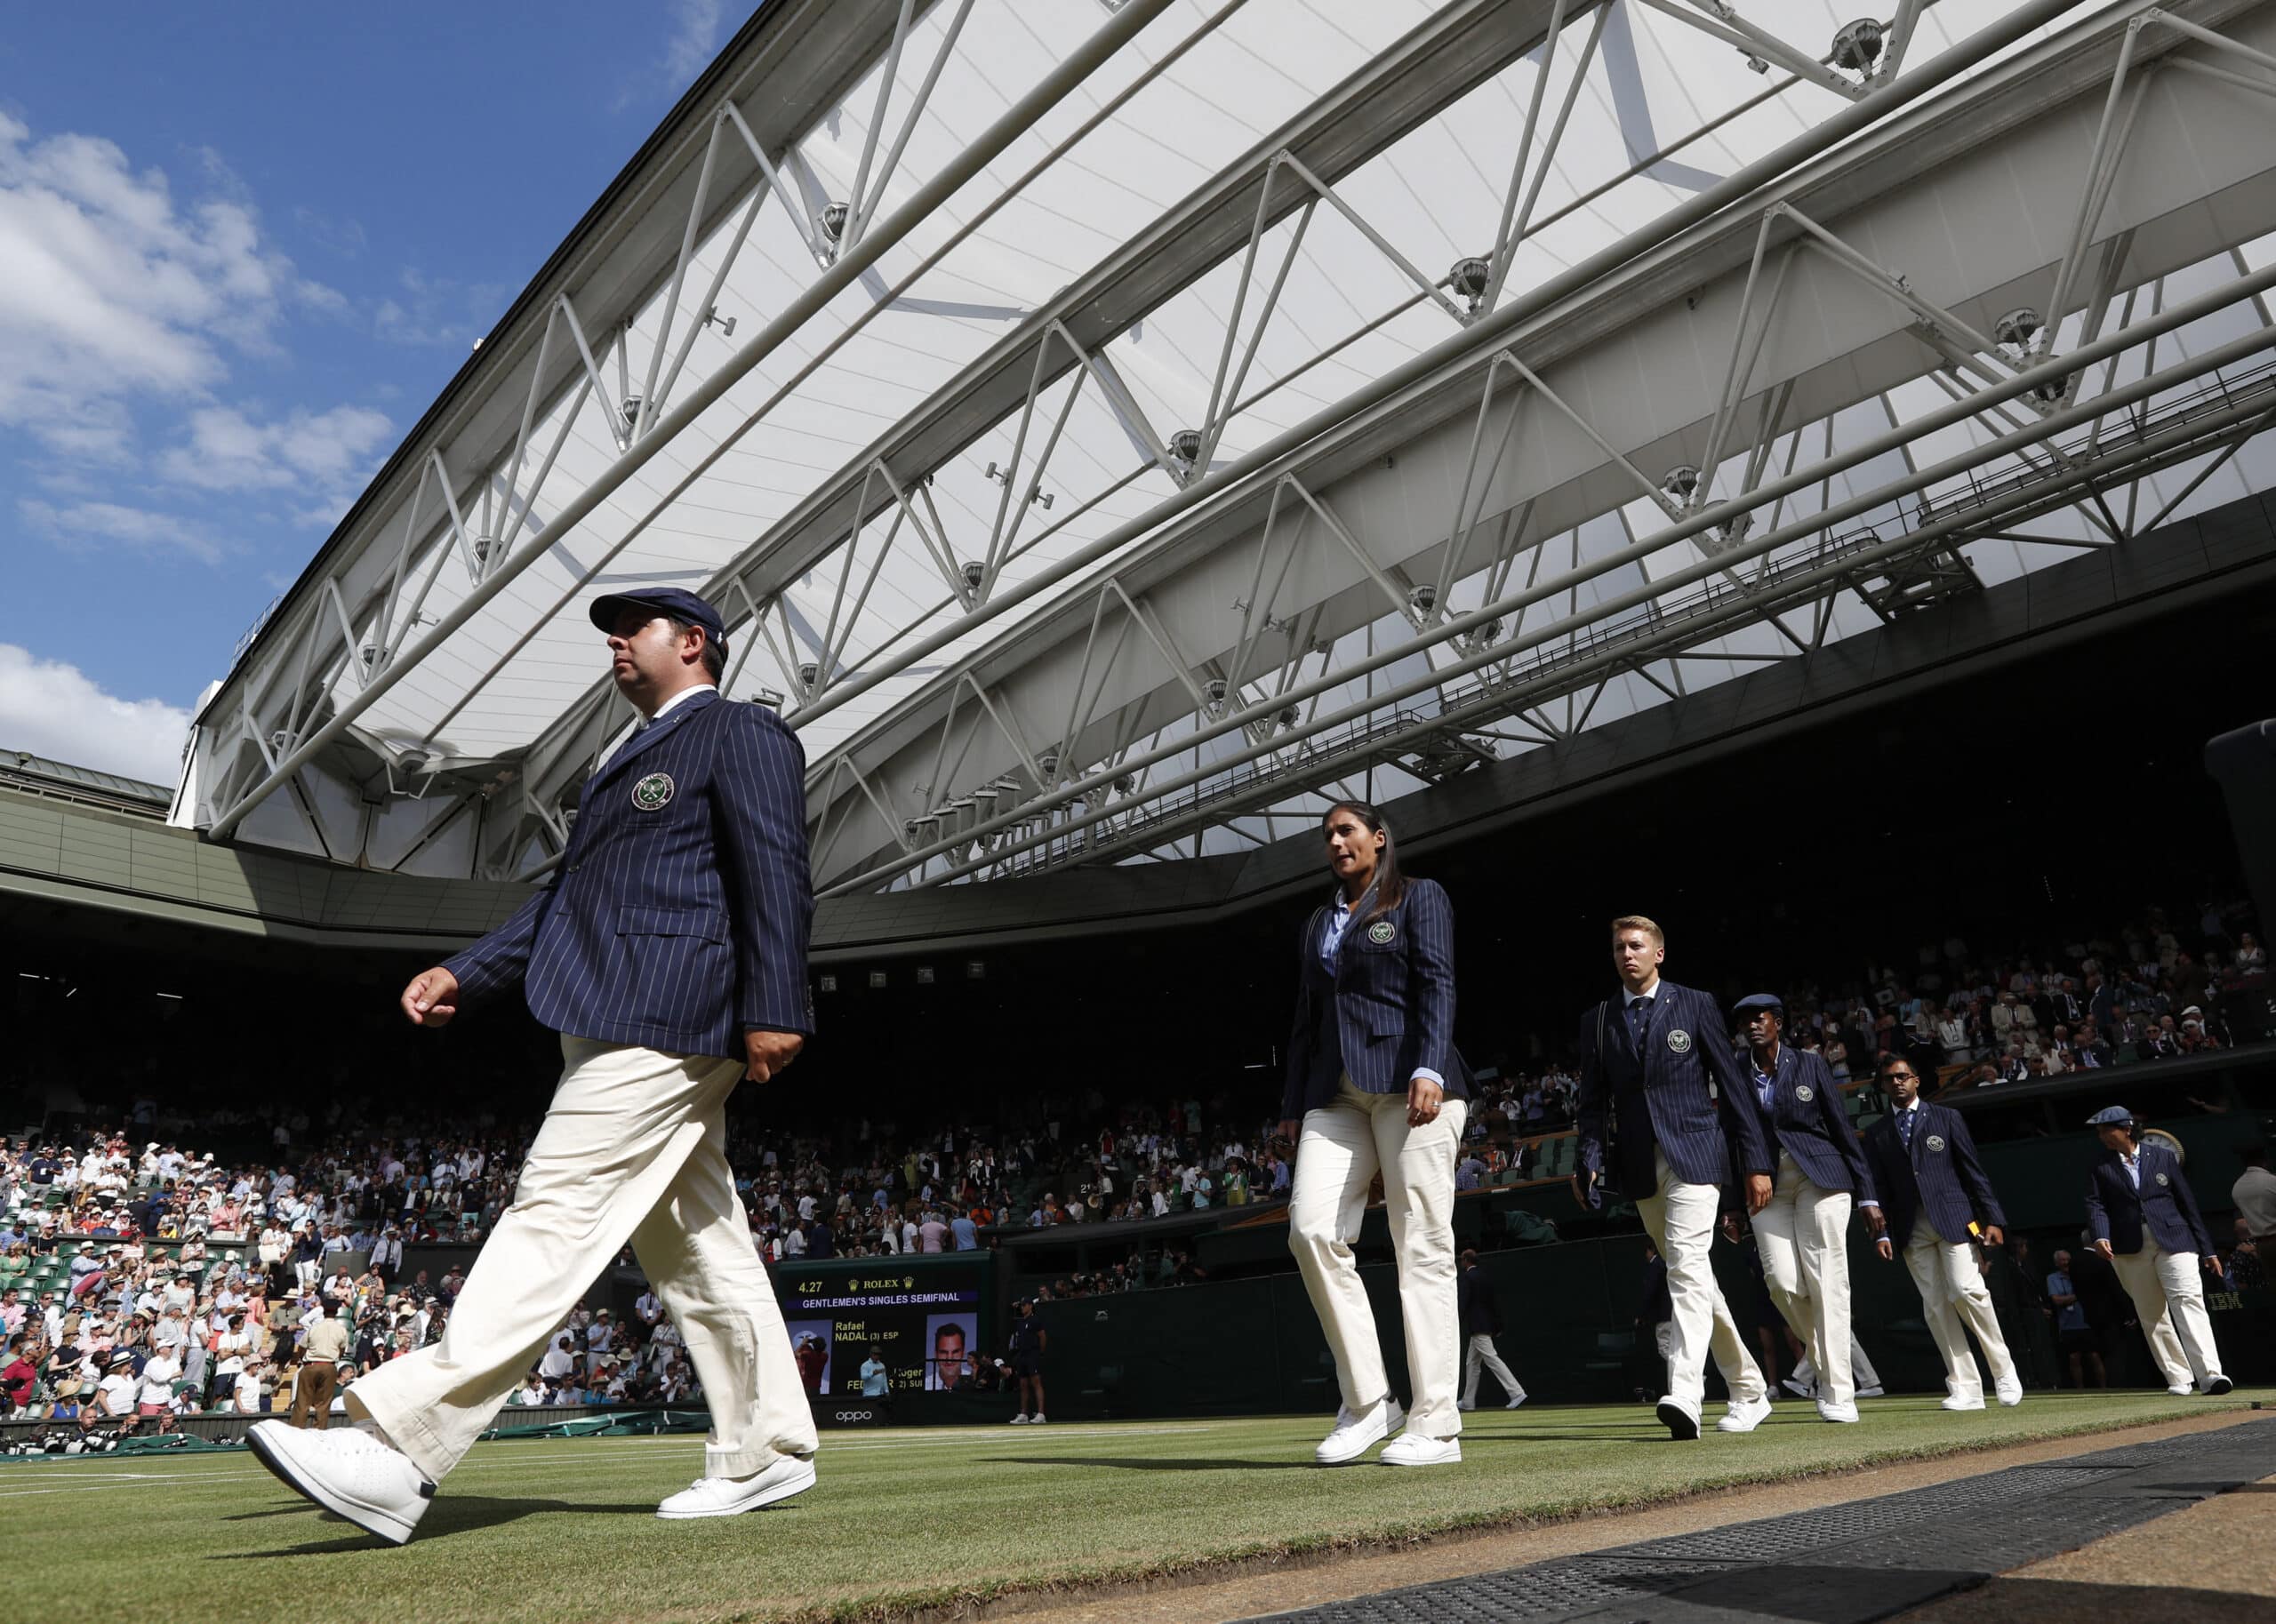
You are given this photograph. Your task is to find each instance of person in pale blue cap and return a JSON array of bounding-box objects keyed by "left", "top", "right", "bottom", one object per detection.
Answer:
[
  {"left": 1730, "top": 993, "right": 1879, "bottom": 1422},
  {"left": 2082, "top": 1107, "right": 2231, "bottom": 1396}
]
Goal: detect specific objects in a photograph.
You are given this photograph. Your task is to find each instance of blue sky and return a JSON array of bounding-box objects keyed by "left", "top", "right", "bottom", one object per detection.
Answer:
[{"left": 0, "top": 0, "right": 744, "bottom": 782}]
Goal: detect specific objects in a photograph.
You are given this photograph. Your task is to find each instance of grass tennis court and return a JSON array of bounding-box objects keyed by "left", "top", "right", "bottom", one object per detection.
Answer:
[{"left": 4, "top": 1392, "right": 2264, "bottom": 1624}]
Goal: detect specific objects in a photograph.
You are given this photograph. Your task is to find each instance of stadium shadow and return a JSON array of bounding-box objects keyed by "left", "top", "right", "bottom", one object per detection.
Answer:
[
  {"left": 979, "top": 1456, "right": 1312, "bottom": 1471},
  {"left": 218, "top": 1496, "right": 660, "bottom": 1553}
]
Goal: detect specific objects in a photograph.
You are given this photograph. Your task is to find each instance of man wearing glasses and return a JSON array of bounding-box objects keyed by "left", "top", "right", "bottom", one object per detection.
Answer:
[{"left": 1860, "top": 1055, "right": 2022, "bottom": 1410}]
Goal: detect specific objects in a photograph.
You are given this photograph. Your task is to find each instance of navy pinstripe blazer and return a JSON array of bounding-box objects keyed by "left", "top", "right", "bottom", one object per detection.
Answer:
[
  {"left": 1740, "top": 1044, "right": 1875, "bottom": 1201},
  {"left": 1280, "top": 878, "right": 1469, "bottom": 1119},
  {"left": 1575, "top": 981, "right": 1770, "bottom": 1201},
  {"left": 1863, "top": 1100, "right": 2003, "bottom": 1248},
  {"left": 2084, "top": 1141, "right": 2214, "bottom": 1258},
  {"left": 443, "top": 689, "right": 813, "bottom": 1060}
]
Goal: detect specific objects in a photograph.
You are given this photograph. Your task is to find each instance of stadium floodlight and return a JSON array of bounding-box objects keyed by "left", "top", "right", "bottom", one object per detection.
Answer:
[
  {"left": 1994, "top": 307, "right": 2042, "bottom": 348},
  {"left": 1832, "top": 19, "right": 1885, "bottom": 75}
]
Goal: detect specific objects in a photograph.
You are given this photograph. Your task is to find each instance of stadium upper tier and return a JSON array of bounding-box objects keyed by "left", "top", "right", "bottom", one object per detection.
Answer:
[{"left": 177, "top": 0, "right": 2276, "bottom": 892}]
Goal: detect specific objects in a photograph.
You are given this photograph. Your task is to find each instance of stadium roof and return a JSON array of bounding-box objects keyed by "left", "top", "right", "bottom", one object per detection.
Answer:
[{"left": 180, "top": 0, "right": 2276, "bottom": 902}]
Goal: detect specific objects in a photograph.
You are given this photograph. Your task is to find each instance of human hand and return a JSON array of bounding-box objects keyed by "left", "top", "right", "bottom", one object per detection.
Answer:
[
  {"left": 742, "top": 1028, "right": 804, "bottom": 1084},
  {"left": 400, "top": 967, "right": 461, "bottom": 1028},
  {"left": 1744, "top": 1172, "right": 1772, "bottom": 1214},
  {"left": 1406, "top": 1076, "right": 1444, "bottom": 1129}
]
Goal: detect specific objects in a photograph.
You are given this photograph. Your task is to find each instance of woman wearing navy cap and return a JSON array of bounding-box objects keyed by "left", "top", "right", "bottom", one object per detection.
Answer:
[{"left": 1278, "top": 802, "right": 1469, "bottom": 1467}]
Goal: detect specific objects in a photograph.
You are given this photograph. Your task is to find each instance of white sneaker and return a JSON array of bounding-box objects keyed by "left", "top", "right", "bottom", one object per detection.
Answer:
[
  {"left": 1008, "top": 1414, "right": 1030, "bottom": 1425},
  {"left": 1940, "top": 1394, "right": 1986, "bottom": 1412},
  {"left": 1816, "top": 1398, "right": 1860, "bottom": 1424},
  {"left": 245, "top": 1419, "right": 434, "bottom": 1546},
  {"left": 1994, "top": 1380, "right": 2024, "bottom": 1407},
  {"left": 1717, "top": 1395, "right": 1772, "bottom": 1434},
  {"left": 1505, "top": 1392, "right": 1528, "bottom": 1409},
  {"left": 1656, "top": 1395, "right": 1702, "bottom": 1440},
  {"left": 1315, "top": 1397, "right": 1403, "bottom": 1465},
  {"left": 1380, "top": 1433, "right": 1461, "bottom": 1467},
  {"left": 1855, "top": 1384, "right": 1886, "bottom": 1398},
  {"left": 656, "top": 1454, "right": 815, "bottom": 1519}
]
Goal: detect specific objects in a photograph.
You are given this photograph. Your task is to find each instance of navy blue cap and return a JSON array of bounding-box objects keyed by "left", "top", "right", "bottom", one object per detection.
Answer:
[
  {"left": 2084, "top": 1105, "right": 2136, "bottom": 1128},
  {"left": 589, "top": 587, "right": 727, "bottom": 660},
  {"left": 1732, "top": 993, "right": 1784, "bottom": 1016}
]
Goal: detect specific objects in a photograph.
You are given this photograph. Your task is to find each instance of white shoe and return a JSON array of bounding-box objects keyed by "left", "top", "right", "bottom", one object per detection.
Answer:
[
  {"left": 1315, "top": 1398, "right": 1403, "bottom": 1465},
  {"left": 1381, "top": 1433, "right": 1461, "bottom": 1467},
  {"left": 1816, "top": 1398, "right": 1860, "bottom": 1424},
  {"left": 245, "top": 1420, "right": 433, "bottom": 1546},
  {"left": 1505, "top": 1392, "right": 1528, "bottom": 1409},
  {"left": 1994, "top": 1380, "right": 2024, "bottom": 1407},
  {"left": 1656, "top": 1395, "right": 1702, "bottom": 1440},
  {"left": 1008, "top": 1414, "right": 1030, "bottom": 1425},
  {"left": 1717, "top": 1395, "right": 1772, "bottom": 1434},
  {"left": 656, "top": 1454, "right": 815, "bottom": 1519},
  {"left": 1940, "top": 1394, "right": 1986, "bottom": 1412},
  {"left": 1855, "top": 1384, "right": 1886, "bottom": 1398},
  {"left": 2167, "top": 1383, "right": 2194, "bottom": 1396}
]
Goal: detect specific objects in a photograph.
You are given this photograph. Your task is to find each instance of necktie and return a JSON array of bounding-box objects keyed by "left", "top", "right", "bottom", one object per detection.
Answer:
[
  {"left": 1625, "top": 996, "right": 1650, "bottom": 1055},
  {"left": 1897, "top": 1108, "right": 1914, "bottom": 1148}
]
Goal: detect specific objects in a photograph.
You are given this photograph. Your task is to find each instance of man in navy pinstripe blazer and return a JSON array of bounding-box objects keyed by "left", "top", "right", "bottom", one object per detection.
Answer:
[
  {"left": 247, "top": 587, "right": 821, "bottom": 1544},
  {"left": 1574, "top": 916, "right": 1774, "bottom": 1442}
]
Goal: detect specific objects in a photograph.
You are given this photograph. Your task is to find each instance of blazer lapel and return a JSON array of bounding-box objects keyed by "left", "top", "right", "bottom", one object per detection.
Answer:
[{"left": 590, "top": 689, "right": 717, "bottom": 790}]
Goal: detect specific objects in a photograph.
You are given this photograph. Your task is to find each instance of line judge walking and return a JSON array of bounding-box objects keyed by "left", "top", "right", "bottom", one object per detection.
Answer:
[
  {"left": 246, "top": 587, "right": 820, "bottom": 1543},
  {"left": 1730, "top": 993, "right": 1879, "bottom": 1424},
  {"left": 1280, "top": 803, "right": 1470, "bottom": 1468},
  {"left": 2082, "top": 1106, "right": 2232, "bottom": 1396},
  {"left": 1574, "top": 917, "right": 1775, "bottom": 1441}
]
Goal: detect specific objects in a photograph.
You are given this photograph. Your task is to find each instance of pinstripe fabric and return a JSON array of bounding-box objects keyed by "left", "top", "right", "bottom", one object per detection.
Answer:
[
  {"left": 1280, "top": 878, "right": 1469, "bottom": 1119},
  {"left": 1575, "top": 981, "right": 1770, "bottom": 1201},
  {"left": 1863, "top": 1100, "right": 2005, "bottom": 1248},
  {"left": 2085, "top": 1141, "right": 2215, "bottom": 1257},
  {"left": 444, "top": 689, "right": 813, "bottom": 1060},
  {"left": 1743, "top": 1044, "right": 1876, "bottom": 1199}
]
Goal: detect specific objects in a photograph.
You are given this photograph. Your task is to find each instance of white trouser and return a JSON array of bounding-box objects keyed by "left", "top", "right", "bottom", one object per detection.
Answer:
[
  {"left": 1902, "top": 1231, "right": 2016, "bottom": 1399},
  {"left": 1635, "top": 1151, "right": 1767, "bottom": 1411},
  {"left": 2111, "top": 1242, "right": 2224, "bottom": 1388},
  {"left": 1462, "top": 1333, "right": 1524, "bottom": 1406},
  {"left": 351, "top": 1037, "right": 817, "bottom": 1481},
  {"left": 1752, "top": 1151, "right": 1855, "bottom": 1407},
  {"left": 1288, "top": 1079, "right": 1467, "bottom": 1438}
]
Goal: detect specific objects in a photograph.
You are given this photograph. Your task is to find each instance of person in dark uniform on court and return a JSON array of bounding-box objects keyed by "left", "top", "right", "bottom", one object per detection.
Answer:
[
  {"left": 1731, "top": 994, "right": 1879, "bottom": 1423},
  {"left": 2082, "top": 1107, "right": 2231, "bottom": 1395},
  {"left": 1861, "top": 1053, "right": 2022, "bottom": 1410},
  {"left": 1280, "top": 802, "right": 1470, "bottom": 1468},
  {"left": 1575, "top": 916, "right": 1774, "bottom": 1441},
  {"left": 247, "top": 587, "right": 819, "bottom": 1542}
]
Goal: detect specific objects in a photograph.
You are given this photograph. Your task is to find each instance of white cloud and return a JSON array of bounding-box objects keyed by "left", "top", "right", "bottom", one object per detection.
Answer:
[
  {"left": 18, "top": 496, "right": 223, "bottom": 564},
  {"left": 0, "top": 642, "right": 190, "bottom": 787},
  {"left": 156, "top": 402, "right": 395, "bottom": 502},
  {"left": 0, "top": 111, "right": 342, "bottom": 459}
]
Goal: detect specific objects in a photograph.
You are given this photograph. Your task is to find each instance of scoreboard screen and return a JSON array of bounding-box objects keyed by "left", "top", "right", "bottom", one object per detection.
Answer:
[{"left": 777, "top": 1262, "right": 987, "bottom": 1396}]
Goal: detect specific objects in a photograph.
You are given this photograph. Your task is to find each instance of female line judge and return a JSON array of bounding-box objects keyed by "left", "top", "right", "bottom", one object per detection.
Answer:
[{"left": 1278, "top": 802, "right": 1470, "bottom": 1468}]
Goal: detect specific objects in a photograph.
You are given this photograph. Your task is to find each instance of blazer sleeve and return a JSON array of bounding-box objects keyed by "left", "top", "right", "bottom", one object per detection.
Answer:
[
  {"left": 712, "top": 705, "right": 815, "bottom": 1036},
  {"left": 2083, "top": 1161, "right": 2111, "bottom": 1244},
  {"left": 2166, "top": 1149, "right": 2216, "bottom": 1254},
  {"left": 1815, "top": 1056, "right": 1874, "bottom": 1203},
  {"left": 1281, "top": 914, "right": 1318, "bottom": 1124},
  {"left": 442, "top": 884, "right": 554, "bottom": 1004},
  {"left": 1575, "top": 1007, "right": 1607, "bottom": 1179},
  {"left": 1406, "top": 881, "right": 1457, "bottom": 1085},
  {"left": 1944, "top": 1110, "right": 2006, "bottom": 1229},
  {"left": 1697, "top": 992, "right": 1773, "bottom": 1180}
]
